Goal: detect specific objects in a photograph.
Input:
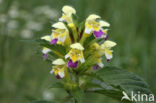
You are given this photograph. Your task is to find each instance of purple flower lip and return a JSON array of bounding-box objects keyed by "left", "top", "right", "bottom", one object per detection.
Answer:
[
  {"left": 43, "top": 54, "right": 48, "bottom": 60},
  {"left": 93, "top": 30, "right": 104, "bottom": 38},
  {"left": 50, "top": 38, "right": 58, "bottom": 45},
  {"left": 105, "top": 35, "right": 108, "bottom": 40},
  {"left": 107, "top": 59, "right": 110, "bottom": 62},
  {"left": 93, "top": 64, "right": 99, "bottom": 70},
  {"left": 56, "top": 75, "right": 62, "bottom": 79},
  {"left": 67, "top": 59, "right": 78, "bottom": 69}
]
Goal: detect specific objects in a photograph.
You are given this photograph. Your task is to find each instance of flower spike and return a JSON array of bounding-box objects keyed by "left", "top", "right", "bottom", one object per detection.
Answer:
[
  {"left": 40, "top": 5, "right": 116, "bottom": 82},
  {"left": 101, "top": 40, "right": 117, "bottom": 60}
]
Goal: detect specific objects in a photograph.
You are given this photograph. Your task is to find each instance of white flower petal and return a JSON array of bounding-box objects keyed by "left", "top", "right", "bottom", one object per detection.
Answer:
[
  {"left": 59, "top": 18, "right": 65, "bottom": 22},
  {"left": 104, "top": 40, "right": 117, "bottom": 48},
  {"left": 80, "top": 58, "right": 85, "bottom": 63},
  {"left": 50, "top": 69, "right": 54, "bottom": 74},
  {"left": 105, "top": 52, "right": 112, "bottom": 60},
  {"left": 98, "top": 62, "right": 104, "bottom": 68},
  {"left": 42, "top": 48, "right": 51, "bottom": 54},
  {"left": 52, "top": 59, "right": 65, "bottom": 65},
  {"left": 99, "top": 20, "right": 110, "bottom": 27},
  {"left": 70, "top": 43, "right": 84, "bottom": 50},
  {"left": 58, "top": 36, "right": 66, "bottom": 42},
  {"left": 84, "top": 28, "right": 92, "bottom": 34},
  {"left": 86, "top": 14, "right": 101, "bottom": 20},
  {"left": 52, "top": 22, "right": 66, "bottom": 29},
  {"left": 62, "top": 5, "right": 76, "bottom": 15},
  {"left": 65, "top": 54, "right": 69, "bottom": 59},
  {"left": 41, "top": 35, "right": 51, "bottom": 42},
  {"left": 58, "top": 72, "right": 65, "bottom": 78}
]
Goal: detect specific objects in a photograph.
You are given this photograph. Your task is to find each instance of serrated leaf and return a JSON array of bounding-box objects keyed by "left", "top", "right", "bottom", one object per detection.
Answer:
[
  {"left": 71, "top": 88, "right": 84, "bottom": 103},
  {"left": 86, "top": 66, "right": 153, "bottom": 103}
]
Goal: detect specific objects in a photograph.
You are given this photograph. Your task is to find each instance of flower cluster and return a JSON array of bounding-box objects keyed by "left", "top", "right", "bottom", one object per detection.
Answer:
[{"left": 40, "top": 5, "right": 116, "bottom": 79}]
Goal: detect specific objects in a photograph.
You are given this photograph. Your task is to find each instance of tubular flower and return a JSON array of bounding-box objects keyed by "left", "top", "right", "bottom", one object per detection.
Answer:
[
  {"left": 93, "top": 58, "right": 104, "bottom": 70},
  {"left": 85, "top": 14, "right": 110, "bottom": 39},
  {"left": 90, "top": 43, "right": 105, "bottom": 69},
  {"left": 101, "top": 40, "right": 117, "bottom": 61},
  {"left": 50, "top": 59, "right": 66, "bottom": 79},
  {"left": 59, "top": 5, "right": 76, "bottom": 27},
  {"left": 42, "top": 47, "right": 51, "bottom": 60},
  {"left": 65, "top": 43, "right": 85, "bottom": 68},
  {"left": 41, "top": 36, "right": 52, "bottom": 59},
  {"left": 51, "top": 22, "right": 69, "bottom": 45},
  {"left": 90, "top": 43, "right": 103, "bottom": 57},
  {"left": 97, "top": 58, "right": 104, "bottom": 67}
]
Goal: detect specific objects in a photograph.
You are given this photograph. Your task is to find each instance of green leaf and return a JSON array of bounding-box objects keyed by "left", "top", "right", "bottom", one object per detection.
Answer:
[
  {"left": 79, "top": 21, "right": 85, "bottom": 31},
  {"left": 71, "top": 88, "right": 84, "bottom": 103},
  {"left": 72, "top": 14, "right": 79, "bottom": 27},
  {"left": 77, "top": 21, "right": 85, "bottom": 42},
  {"left": 83, "top": 34, "right": 95, "bottom": 48},
  {"left": 86, "top": 66, "right": 153, "bottom": 103},
  {"left": 83, "top": 34, "right": 105, "bottom": 48},
  {"left": 36, "top": 39, "right": 66, "bottom": 56}
]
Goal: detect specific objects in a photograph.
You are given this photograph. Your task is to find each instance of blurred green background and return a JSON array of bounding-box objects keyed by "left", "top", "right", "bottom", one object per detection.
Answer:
[{"left": 0, "top": 0, "right": 156, "bottom": 103}]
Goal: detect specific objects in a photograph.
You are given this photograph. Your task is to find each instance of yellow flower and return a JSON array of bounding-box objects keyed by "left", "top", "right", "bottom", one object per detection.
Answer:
[
  {"left": 92, "top": 58, "right": 104, "bottom": 70},
  {"left": 50, "top": 59, "right": 66, "bottom": 79},
  {"left": 42, "top": 47, "right": 51, "bottom": 54},
  {"left": 42, "top": 47, "right": 51, "bottom": 59},
  {"left": 91, "top": 42, "right": 101, "bottom": 50},
  {"left": 52, "top": 59, "right": 65, "bottom": 65},
  {"left": 52, "top": 22, "right": 67, "bottom": 29},
  {"left": 62, "top": 5, "right": 76, "bottom": 15},
  {"left": 84, "top": 14, "right": 100, "bottom": 33},
  {"left": 99, "top": 20, "right": 110, "bottom": 27},
  {"left": 65, "top": 43, "right": 85, "bottom": 63},
  {"left": 51, "top": 22, "right": 69, "bottom": 45},
  {"left": 84, "top": 14, "right": 110, "bottom": 38},
  {"left": 90, "top": 43, "right": 104, "bottom": 67},
  {"left": 41, "top": 36, "right": 52, "bottom": 59},
  {"left": 101, "top": 40, "right": 116, "bottom": 60},
  {"left": 59, "top": 5, "right": 76, "bottom": 26}
]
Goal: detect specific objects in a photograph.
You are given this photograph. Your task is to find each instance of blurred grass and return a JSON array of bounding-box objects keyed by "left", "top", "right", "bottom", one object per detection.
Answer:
[{"left": 0, "top": 0, "right": 156, "bottom": 103}]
